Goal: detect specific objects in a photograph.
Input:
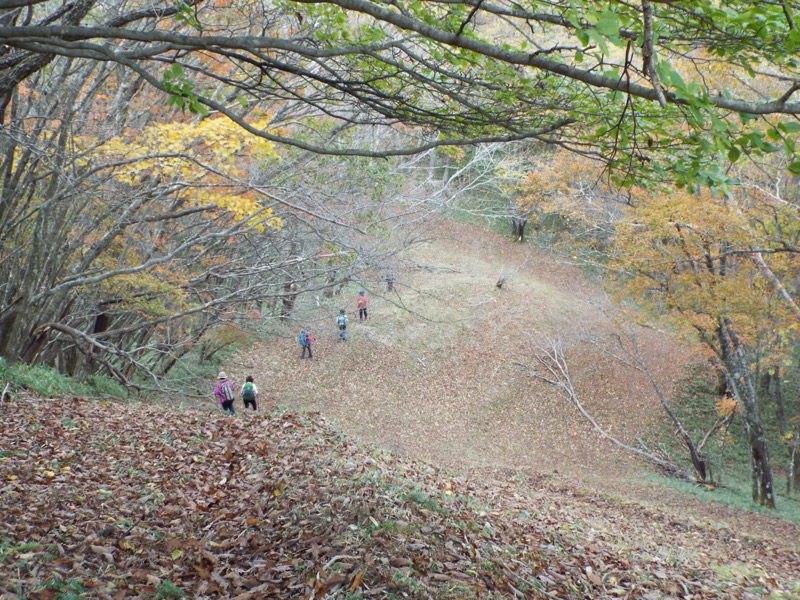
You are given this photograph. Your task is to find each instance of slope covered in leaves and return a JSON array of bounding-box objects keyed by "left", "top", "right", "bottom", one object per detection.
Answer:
[
  {"left": 254, "top": 220, "right": 695, "bottom": 501},
  {"left": 2, "top": 395, "right": 800, "bottom": 598}
]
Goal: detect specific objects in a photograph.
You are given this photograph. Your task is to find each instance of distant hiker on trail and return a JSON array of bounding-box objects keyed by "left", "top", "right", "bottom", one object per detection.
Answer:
[
  {"left": 357, "top": 290, "right": 369, "bottom": 320},
  {"left": 385, "top": 267, "right": 395, "bottom": 292},
  {"left": 241, "top": 375, "right": 258, "bottom": 411},
  {"left": 299, "top": 328, "right": 315, "bottom": 359},
  {"left": 214, "top": 372, "right": 236, "bottom": 415},
  {"left": 336, "top": 309, "right": 349, "bottom": 340}
]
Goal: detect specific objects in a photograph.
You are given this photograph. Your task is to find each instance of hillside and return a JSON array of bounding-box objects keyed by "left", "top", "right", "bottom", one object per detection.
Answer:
[
  {"left": 243, "top": 221, "right": 707, "bottom": 503},
  {"left": 3, "top": 220, "right": 800, "bottom": 598}
]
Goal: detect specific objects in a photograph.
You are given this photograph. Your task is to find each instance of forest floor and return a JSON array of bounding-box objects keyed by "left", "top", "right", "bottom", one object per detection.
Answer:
[
  {"left": 246, "top": 219, "right": 799, "bottom": 542},
  {"left": 2, "top": 220, "right": 800, "bottom": 598}
]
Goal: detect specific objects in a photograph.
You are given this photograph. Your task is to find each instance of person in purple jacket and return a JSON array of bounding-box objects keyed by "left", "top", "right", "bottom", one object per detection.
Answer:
[{"left": 214, "top": 371, "right": 236, "bottom": 415}]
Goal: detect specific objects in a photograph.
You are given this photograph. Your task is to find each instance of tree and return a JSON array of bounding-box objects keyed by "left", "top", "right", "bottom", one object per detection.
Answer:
[
  {"left": 0, "top": 66, "right": 285, "bottom": 383},
  {"left": 1, "top": 0, "right": 799, "bottom": 185},
  {"left": 609, "top": 185, "right": 800, "bottom": 508},
  {"left": 0, "top": 37, "right": 446, "bottom": 386},
  {"left": 516, "top": 149, "right": 626, "bottom": 258}
]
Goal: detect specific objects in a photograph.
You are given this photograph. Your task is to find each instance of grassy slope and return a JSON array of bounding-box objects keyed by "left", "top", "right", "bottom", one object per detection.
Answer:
[{"left": 244, "top": 220, "right": 695, "bottom": 493}]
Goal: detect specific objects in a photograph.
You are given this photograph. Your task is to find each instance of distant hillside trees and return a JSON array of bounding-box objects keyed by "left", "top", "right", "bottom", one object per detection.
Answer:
[
  {"left": 612, "top": 188, "right": 800, "bottom": 509},
  {"left": 516, "top": 146, "right": 800, "bottom": 508}
]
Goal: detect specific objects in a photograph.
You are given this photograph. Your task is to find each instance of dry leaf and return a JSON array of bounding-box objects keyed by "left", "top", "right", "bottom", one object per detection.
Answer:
[{"left": 348, "top": 570, "right": 364, "bottom": 593}]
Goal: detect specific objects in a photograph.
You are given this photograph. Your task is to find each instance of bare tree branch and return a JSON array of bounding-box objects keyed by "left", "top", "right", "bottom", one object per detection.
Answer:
[{"left": 517, "top": 338, "right": 696, "bottom": 482}]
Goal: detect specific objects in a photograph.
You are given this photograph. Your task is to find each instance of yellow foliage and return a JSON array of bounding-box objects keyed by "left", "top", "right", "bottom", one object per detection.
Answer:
[
  {"left": 436, "top": 145, "right": 466, "bottom": 162},
  {"left": 87, "top": 114, "right": 282, "bottom": 230},
  {"left": 93, "top": 251, "right": 190, "bottom": 318},
  {"left": 612, "top": 185, "right": 800, "bottom": 361},
  {"left": 716, "top": 396, "right": 740, "bottom": 418}
]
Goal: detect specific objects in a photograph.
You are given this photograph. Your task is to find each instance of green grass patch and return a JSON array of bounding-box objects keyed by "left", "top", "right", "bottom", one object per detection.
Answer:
[
  {"left": 0, "top": 358, "right": 126, "bottom": 399},
  {"left": 151, "top": 342, "right": 243, "bottom": 404},
  {"left": 154, "top": 579, "right": 184, "bottom": 599},
  {"left": 44, "top": 577, "right": 87, "bottom": 599},
  {"left": 644, "top": 472, "right": 800, "bottom": 524},
  {"left": 401, "top": 488, "right": 450, "bottom": 515},
  {"left": 648, "top": 363, "right": 800, "bottom": 516}
]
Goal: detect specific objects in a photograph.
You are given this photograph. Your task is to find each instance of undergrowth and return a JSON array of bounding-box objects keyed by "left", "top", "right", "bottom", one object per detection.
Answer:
[
  {"left": 651, "top": 364, "right": 800, "bottom": 521},
  {"left": 645, "top": 472, "right": 800, "bottom": 524},
  {"left": 0, "top": 358, "right": 126, "bottom": 400}
]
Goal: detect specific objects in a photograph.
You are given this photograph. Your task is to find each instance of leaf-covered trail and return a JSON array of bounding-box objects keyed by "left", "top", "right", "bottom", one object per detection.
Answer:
[
  {"left": 240, "top": 220, "right": 800, "bottom": 547},
  {"left": 5, "top": 221, "right": 799, "bottom": 598},
  {"left": 247, "top": 221, "right": 671, "bottom": 481}
]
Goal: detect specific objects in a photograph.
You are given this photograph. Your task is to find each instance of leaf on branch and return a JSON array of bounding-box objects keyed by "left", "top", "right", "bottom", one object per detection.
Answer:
[{"left": 715, "top": 396, "right": 739, "bottom": 417}]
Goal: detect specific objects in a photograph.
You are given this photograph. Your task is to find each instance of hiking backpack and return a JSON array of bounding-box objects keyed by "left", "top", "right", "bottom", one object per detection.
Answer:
[
  {"left": 242, "top": 382, "right": 255, "bottom": 401},
  {"left": 299, "top": 330, "right": 308, "bottom": 345},
  {"left": 337, "top": 315, "right": 347, "bottom": 327},
  {"left": 221, "top": 381, "right": 234, "bottom": 402}
]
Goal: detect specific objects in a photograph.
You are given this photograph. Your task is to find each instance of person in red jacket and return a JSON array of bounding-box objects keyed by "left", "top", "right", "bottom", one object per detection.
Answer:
[
  {"left": 299, "top": 328, "right": 315, "bottom": 359},
  {"left": 356, "top": 290, "right": 368, "bottom": 320}
]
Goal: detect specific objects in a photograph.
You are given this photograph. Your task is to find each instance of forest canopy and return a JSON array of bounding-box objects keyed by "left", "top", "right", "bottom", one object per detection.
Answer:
[{"left": 1, "top": 0, "right": 799, "bottom": 185}]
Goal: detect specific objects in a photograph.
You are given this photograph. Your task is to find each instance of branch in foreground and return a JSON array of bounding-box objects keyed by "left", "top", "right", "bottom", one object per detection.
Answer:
[{"left": 515, "top": 339, "right": 696, "bottom": 482}]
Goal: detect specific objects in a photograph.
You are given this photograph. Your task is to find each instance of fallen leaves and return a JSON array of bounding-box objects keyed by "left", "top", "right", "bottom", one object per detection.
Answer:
[{"left": 1, "top": 395, "right": 799, "bottom": 599}]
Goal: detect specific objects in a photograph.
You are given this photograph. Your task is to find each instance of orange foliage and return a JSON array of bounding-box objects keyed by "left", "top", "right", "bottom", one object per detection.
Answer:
[
  {"left": 516, "top": 151, "right": 606, "bottom": 217},
  {"left": 716, "top": 396, "right": 740, "bottom": 418}
]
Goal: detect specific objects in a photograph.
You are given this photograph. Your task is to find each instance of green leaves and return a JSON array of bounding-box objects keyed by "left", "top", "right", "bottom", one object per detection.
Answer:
[
  {"left": 595, "top": 11, "right": 621, "bottom": 44},
  {"left": 778, "top": 121, "right": 800, "bottom": 134},
  {"left": 162, "top": 63, "right": 208, "bottom": 116},
  {"left": 173, "top": 0, "right": 202, "bottom": 31}
]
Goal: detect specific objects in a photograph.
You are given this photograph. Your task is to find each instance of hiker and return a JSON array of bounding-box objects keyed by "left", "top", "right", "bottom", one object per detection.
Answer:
[
  {"left": 336, "top": 309, "right": 349, "bottom": 340},
  {"left": 214, "top": 371, "right": 236, "bottom": 415},
  {"left": 241, "top": 375, "right": 258, "bottom": 411},
  {"left": 299, "top": 328, "right": 315, "bottom": 359},
  {"left": 356, "top": 290, "right": 368, "bottom": 321},
  {"left": 385, "top": 267, "right": 395, "bottom": 292}
]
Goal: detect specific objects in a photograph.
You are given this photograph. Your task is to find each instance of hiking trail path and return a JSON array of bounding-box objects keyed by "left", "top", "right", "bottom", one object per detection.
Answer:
[{"left": 236, "top": 220, "right": 800, "bottom": 550}]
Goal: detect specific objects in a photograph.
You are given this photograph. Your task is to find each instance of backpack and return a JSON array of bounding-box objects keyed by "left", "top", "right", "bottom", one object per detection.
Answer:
[
  {"left": 242, "top": 382, "right": 255, "bottom": 401},
  {"left": 337, "top": 315, "right": 347, "bottom": 327},
  {"left": 299, "top": 330, "right": 308, "bottom": 345},
  {"left": 221, "top": 381, "right": 234, "bottom": 402}
]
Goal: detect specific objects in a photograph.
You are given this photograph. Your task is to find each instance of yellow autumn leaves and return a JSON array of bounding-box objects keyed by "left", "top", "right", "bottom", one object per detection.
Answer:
[{"left": 90, "top": 114, "right": 282, "bottom": 232}]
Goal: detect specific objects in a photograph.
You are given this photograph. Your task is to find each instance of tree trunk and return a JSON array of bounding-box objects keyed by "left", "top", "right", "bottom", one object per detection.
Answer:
[
  {"left": 323, "top": 271, "right": 336, "bottom": 298},
  {"left": 787, "top": 438, "right": 799, "bottom": 495},
  {"left": 511, "top": 216, "right": 527, "bottom": 242},
  {"left": 281, "top": 282, "right": 298, "bottom": 320},
  {"left": 771, "top": 366, "right": 797, "bottom": 495},
  {"left": 720, "top": 319, "right": 775, "bottom": 508}
]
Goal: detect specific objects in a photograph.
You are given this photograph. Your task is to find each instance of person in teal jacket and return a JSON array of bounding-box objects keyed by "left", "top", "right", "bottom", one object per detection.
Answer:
[
  {"left": 299, "top": 329, "right": 314, "bottom": 358},
  {"left": 336, "top": 309, "right": 349, "bottom": 340}
]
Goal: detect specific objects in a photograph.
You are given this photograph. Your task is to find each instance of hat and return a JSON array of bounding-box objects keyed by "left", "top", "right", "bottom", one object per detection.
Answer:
[{"left": 217, "top": 371, "right": 227, "bottom": 379}]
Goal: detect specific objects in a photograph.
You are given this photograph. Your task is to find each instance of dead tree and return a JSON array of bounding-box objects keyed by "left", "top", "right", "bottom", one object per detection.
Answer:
[{"left": 520, "top": 337, "right": 698, "bottom": 482}]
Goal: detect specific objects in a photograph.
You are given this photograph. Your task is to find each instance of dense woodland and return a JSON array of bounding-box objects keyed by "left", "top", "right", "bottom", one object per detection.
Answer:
[{"left": 2, "top": 0, "right": 800, "bottom": 513}]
